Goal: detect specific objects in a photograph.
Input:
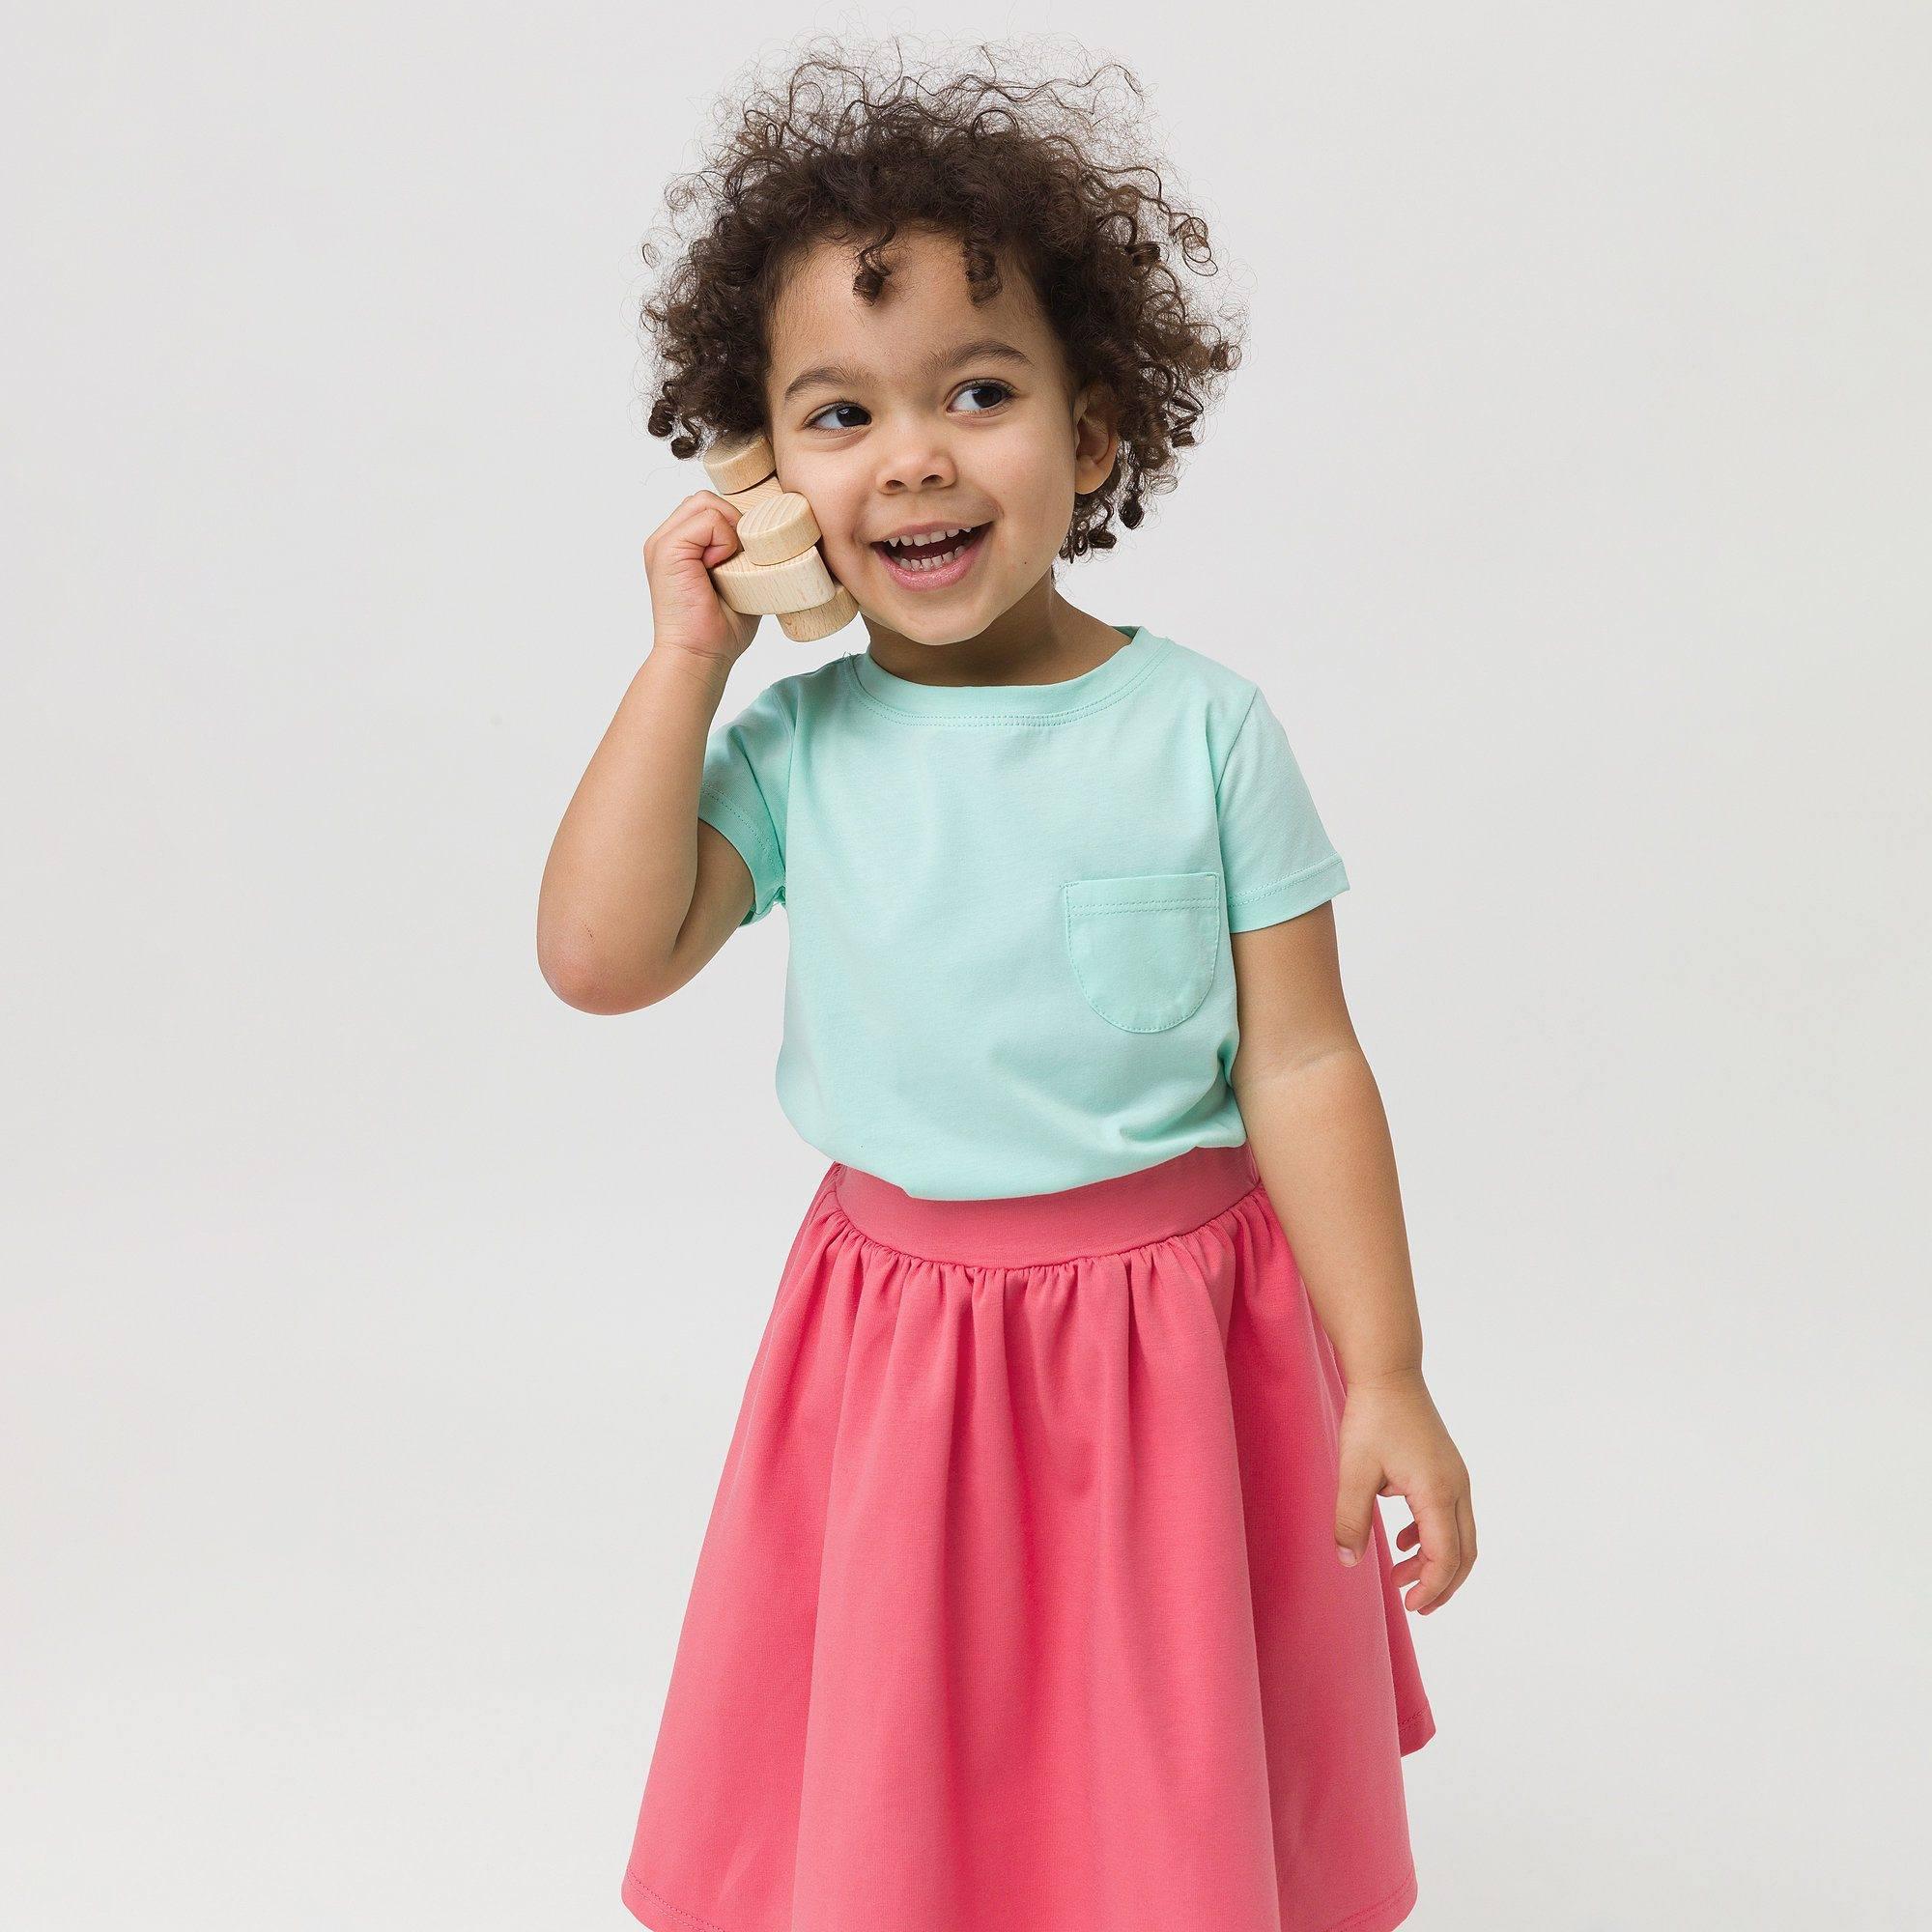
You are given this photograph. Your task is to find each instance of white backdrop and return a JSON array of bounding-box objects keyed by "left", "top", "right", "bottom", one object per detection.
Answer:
[{"left": 6, "top": 6, "right": 1927, "bottom": 1927}]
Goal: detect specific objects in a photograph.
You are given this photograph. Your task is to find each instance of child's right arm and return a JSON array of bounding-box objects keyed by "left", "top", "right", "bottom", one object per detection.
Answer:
[{"left": 536, "top": 491, "right": 764, "bottom": 1013}]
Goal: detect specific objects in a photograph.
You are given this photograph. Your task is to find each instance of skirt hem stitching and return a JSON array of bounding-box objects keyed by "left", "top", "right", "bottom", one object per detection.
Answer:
[{"left": 620, "top": 1859, "right": 1419, "bottom": 1932}]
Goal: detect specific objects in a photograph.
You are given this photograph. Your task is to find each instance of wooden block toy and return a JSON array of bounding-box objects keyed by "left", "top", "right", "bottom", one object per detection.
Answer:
[{"left": 701, "top": 431, "right": 859, "bottom": 643}]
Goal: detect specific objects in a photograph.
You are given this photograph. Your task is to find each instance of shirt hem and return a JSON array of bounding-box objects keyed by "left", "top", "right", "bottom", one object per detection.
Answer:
[
  {"left": 696, "top": 790, "right": 783, "bottom": 921},
  {"left": 1226, "top": 855, "right": 1350, "bottom": 931}
]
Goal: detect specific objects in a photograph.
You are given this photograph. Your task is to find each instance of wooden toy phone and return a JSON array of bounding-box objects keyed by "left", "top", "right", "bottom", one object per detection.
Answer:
[{"left": 701, "top": 430, "right": 859, "bottom": 643}]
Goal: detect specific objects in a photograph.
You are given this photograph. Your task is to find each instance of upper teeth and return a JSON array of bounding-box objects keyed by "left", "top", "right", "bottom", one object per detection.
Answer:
[{"left": 885, "top": 526, "right": 973, "bottom": 547}]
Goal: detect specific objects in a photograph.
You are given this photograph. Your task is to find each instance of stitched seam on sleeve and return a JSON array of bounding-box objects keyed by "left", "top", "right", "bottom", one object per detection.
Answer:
[
  {"left": 1225, "top": 853, "right": 1350, "bottom": 925},
  {"left": 697, "top": 789, "right": 781, "bottom": 884},
  {"left": 778, "top": 691, "right": 797, "bottom": 867}
]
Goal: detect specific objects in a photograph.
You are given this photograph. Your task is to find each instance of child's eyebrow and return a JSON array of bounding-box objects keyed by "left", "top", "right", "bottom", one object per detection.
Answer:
[{"left": 781, "top": 337, "right": 1034, "bottom": 404}]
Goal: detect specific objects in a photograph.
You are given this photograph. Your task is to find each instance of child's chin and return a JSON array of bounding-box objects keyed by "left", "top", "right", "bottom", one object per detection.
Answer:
[{"left": 884, "top": 614, "right": 987, "bottom": 648}]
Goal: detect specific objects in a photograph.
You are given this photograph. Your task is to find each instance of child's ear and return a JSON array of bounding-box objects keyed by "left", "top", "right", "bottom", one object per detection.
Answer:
[{"left": 1072, "top": 382, "right": 1121, "bottom": 493}]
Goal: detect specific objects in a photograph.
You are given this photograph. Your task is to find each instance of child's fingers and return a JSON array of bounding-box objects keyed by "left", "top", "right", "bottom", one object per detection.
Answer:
[
  {"left": 1398, "top": 1491, "right": 1463, "bottom": 1614},
  {"left": 1389, "top": 1515, "right": 1423, "bottom": 1577},
  {"left": 1390, "top": 1519, "right": 1424, "bottom": 1586},
  {"left": 1394, "top": 1487, "right": 1478, "bottom": 1606},
  {"left": 645, "top": 492, "right": 743, "bottom": 568},
  {"left": 640, "top": 492, "right": 762, "bottom": 659},
  {"left": 1390, "top": 1513, "right": 1427, "bottom": 1585},
  {"left": 689, "top": 501, "right": 743, "bottom": 566},
  {"left": 1440, "top": 1490, "right": 1478, "bottom": 1604}
]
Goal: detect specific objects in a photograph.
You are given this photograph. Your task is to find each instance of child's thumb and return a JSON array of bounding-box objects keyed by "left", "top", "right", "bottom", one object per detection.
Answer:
[{"left": 1333, "top": 1449, "right": 1379, "bottom": 1567}]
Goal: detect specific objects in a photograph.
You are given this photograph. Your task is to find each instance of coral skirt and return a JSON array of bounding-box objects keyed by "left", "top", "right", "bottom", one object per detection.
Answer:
[{"left": 619, "top": 1141, "right": 1435, "bottom": 1932}]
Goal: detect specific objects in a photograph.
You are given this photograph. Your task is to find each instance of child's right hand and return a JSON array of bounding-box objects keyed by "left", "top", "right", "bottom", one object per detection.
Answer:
[{"left": 642, "top": 491, "right": 762, "bottom": 668}]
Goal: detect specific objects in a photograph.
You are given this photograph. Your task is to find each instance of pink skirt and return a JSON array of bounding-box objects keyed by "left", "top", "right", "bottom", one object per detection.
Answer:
[{"left": 619, "top": 1142, "right": 1435, "bottom": 1932}]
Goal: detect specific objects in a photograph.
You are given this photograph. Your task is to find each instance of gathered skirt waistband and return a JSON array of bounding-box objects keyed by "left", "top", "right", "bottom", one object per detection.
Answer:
[{"left": 829, "top": 1141, "right": 1264, "bottom": 1269}]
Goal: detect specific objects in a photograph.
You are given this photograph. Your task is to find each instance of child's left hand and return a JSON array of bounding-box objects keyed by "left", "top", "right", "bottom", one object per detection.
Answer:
[{"left": 1332, "top": 1369, "right": 1476, "bottom": 1614}]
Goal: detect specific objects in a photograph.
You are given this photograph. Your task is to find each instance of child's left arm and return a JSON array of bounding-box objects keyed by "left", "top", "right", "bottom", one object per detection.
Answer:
[{"left": 1229, "top": 904, "right": 1478, "bottom": 1615}]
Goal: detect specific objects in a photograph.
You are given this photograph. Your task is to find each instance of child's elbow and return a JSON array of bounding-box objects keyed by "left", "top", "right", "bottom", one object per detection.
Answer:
[{"left": 537, "top": 933, "right": 661, "bottom": 1014}]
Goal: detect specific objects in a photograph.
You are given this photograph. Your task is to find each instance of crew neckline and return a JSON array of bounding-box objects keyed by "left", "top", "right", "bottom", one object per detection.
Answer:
[{"left": 844, "top": 624, "right": 1170, "bottom": 724}]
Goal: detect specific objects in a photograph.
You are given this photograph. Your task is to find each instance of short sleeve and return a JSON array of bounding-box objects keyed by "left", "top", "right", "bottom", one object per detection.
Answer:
[
  {"left": 696, "top": 678, "right": 795, "bottom": 925},
  {"left": 1215, "top": 686, "right": 1350, "bottom": 931}
]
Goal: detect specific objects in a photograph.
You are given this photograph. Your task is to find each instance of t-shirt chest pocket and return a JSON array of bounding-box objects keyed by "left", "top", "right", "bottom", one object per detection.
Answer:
[{"left": 1061, "top": 870, "right": 1222, "bottom": 1033}]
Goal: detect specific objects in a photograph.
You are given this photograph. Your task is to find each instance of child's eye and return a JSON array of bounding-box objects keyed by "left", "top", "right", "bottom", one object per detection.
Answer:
[
  {"left": 802, "top": 380, "right": 1014, "bottom": 434},
  {"left": 953, "top": 379, "right": 1013, "bottom": 412},
  {"left": 804, "top": 402, "right": 867, "bottom": 433}
]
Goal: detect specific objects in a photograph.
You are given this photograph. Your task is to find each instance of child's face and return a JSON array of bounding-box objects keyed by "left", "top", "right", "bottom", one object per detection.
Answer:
[{"left": 762, "top": 226, "right": 1119, "bottom": 649}]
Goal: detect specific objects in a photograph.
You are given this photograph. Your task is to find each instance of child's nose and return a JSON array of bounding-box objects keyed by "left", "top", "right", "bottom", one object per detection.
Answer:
[{"left": 874, "top": 440, "right": 956, "bottom": 494}]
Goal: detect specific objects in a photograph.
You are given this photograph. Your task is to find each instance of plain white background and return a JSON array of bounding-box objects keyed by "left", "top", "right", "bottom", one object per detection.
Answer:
[{"left": 6, "top": 7, "right": 1927, "bottom": 1927}]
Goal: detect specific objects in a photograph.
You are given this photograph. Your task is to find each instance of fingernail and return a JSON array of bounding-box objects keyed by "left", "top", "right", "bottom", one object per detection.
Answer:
[{"left": 1336, "top": 1546, "right": 1357, "bottom": 1567}]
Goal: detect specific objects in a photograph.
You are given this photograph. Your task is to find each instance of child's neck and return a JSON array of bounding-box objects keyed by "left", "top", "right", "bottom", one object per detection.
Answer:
[{"left": 863, "top": 586, "right": 1129, "bottom": 689}]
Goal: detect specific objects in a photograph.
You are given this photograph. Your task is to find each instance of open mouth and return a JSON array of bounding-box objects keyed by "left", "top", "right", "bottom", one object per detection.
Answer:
[{"left": 870, "top": 522, "right": 992, "bottom": 588}]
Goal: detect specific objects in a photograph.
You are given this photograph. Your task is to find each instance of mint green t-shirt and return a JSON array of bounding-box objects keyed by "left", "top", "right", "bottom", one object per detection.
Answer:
[{"left": 695, "top": 623, "right": 1350, "bottom": 1201}]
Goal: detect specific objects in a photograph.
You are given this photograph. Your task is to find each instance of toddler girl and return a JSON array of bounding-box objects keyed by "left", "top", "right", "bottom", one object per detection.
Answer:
[{"left": 539, "top": 40, "right": 1475, "bottom": 1932}]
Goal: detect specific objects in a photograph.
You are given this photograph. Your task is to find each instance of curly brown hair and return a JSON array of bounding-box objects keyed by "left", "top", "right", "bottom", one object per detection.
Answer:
[{"left": 637, "top": 36, "right": 1247, "bottom": 562}]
